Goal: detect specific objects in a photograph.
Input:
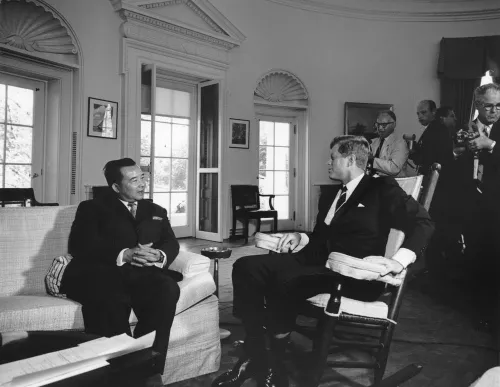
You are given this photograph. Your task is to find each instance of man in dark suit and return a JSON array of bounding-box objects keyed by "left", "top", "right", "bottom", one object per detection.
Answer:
[
  {"left": 213, "top": 136, "right": 434, "bottom": 387},
  {"left": 61, "top": 158, "right": 180, "bottom": 357},
  {"left": 461, "top": 83, "right": 500, "bottom": 330}
]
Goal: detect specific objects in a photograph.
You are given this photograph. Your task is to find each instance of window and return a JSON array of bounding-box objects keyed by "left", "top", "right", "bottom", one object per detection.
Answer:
[
  {"left": 140, "top": 87, "right": 190, "bottom": 228},
  {"left": 259, "top": 120, "right": 292, "bottom": 221}
]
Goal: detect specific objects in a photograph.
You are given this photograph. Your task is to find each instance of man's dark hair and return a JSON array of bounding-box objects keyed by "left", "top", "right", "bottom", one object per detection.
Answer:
[
  {"left": 420, "top": 100, "right": 437, "bottom": 112},
  {"left": 103, "top": 158, "right": 137, "bottom": 187},
  {"left": 329, "top": 135, "right": 370, "bottom": 170},
  {"left": 435, "top": 106, "right": 454, "bottom": 120},
  {"left": 377, "top": 110, "right": 397, "bottom": 122}
]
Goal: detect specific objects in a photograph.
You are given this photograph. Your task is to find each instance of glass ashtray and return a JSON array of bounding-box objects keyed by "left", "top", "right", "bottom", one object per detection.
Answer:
[{"left": 200, "top": 247, "right": 232, "bottom": 259}]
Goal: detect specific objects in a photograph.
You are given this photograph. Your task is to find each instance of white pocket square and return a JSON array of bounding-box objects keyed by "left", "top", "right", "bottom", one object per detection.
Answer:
[
  {"left": 357, "top": 203, "right": 365, "bottom": 208},
  {"left": 152, "top": 216, "right": 163, "bottom": 221}
]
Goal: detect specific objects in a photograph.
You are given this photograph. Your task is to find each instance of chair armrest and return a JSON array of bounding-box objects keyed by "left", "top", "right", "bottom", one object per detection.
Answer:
[
  {"left": 168, "top": 251, "right": 211, "bottom": 278},
  {"left": 258, "top": 193, "right": 276, "bottom": 210}
]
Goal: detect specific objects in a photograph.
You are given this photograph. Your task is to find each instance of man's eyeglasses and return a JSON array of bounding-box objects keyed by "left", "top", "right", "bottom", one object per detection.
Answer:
[
  {"left": 375, "top": 122, "right": 395, "bottom": 128},
  {"left": 478, "top": 103, "right": 500, "bottom": 112}
]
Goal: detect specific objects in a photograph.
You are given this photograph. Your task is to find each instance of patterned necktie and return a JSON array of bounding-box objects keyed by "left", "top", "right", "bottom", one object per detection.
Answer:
[
  {"left": 374, "top": 138, "right": 385, "bottom": 159},
  {"left": 128, "top": 202, "right": 137, "bottom": 218},
  {"left": 335, "top": 186, "right": 348, "bottom": 212}
]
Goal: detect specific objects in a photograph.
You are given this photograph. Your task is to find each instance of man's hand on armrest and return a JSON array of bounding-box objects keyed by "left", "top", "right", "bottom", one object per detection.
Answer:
[
  {"left": 275, "top": 232, "right": 302, "bottom": 253},
  {"left": 364, "top": 256, "right": 404, "bottom": 276}
]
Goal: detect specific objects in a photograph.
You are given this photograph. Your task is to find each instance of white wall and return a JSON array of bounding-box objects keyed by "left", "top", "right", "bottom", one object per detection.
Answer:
[
  {"left": 45, "top": 0, "right": 123, "bottom": 190},
  {"left": 41, "top": 0, "right": 500, "bottom": 234}
]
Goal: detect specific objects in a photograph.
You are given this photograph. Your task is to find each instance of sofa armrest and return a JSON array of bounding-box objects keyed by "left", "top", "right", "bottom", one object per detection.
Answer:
[{"left": 169, "top": 251, "right": 211, "bottom": 278}]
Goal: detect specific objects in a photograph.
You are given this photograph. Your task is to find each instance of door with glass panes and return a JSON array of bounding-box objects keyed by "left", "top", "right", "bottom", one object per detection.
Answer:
[
  {"left": 0, "top": 73, "right": 45, "bottom": 198},
  {"left": 258, "top": 117, "right": 296, "bottom": 231},
  {"left": 140, "top": 80, "right": 195, "bottom": 237}
]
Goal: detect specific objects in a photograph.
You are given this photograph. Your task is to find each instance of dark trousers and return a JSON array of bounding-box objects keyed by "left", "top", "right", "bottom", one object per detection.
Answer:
[
  {"left": 65, "top": 264, "right": 180, "bottom": 354},
  {"left": 232, "top": 253, "right": 385, "bottom": 337}
]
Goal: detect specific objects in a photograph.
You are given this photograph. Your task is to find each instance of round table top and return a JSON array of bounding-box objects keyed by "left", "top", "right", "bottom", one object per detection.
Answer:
[{"left": 200, "top": 247, "right": 232, "bottom": 259}]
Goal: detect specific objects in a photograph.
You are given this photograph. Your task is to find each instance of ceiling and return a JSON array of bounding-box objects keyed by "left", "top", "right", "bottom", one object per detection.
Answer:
[{"left": 265, "top": 0, "right": 500, "bottom": 21}]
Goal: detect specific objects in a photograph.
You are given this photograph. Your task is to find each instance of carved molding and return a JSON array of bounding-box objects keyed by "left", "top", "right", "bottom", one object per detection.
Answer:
[
  {"left": 254, "top": 70, "right": 309, "bottom": 104},
  {"left": 0, "top": 0, "right": 78, "bottom": 54},
  {"left": 266, "top": 0, "right": 500, "bottom": 21}
]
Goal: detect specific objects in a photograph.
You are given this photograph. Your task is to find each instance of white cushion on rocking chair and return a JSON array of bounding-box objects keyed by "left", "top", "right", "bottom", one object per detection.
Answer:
[{"left": 307, "top": 294, "right": 389, "bottom": 320}]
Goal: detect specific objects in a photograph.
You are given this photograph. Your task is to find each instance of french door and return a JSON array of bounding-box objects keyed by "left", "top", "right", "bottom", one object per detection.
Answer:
[
  {"left": 258, "top": 117, "right": 296, "bottom": 231},
  {"left": 0, "top": 72, "right": 45, "bottom": 198}
]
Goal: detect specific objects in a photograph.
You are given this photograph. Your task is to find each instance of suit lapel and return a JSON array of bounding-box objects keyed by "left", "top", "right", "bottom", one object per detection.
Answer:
[{"left": 333, "top": 175, "right": 372, "bottom": 220}]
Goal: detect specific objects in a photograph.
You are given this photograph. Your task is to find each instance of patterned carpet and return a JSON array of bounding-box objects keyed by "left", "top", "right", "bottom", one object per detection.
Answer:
[{"left": 170, "top": 243, "right": 497, "bottom": 387}]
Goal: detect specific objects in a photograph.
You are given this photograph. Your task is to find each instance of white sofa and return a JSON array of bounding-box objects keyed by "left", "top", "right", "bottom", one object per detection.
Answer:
[{"left": 0, "top": 205, "right": 220, "bottom": 384}]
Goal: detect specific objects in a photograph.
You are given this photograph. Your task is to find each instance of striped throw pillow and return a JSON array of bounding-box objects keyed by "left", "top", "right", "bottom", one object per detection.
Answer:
[{"left": 45, "top": 254, "right": 73, "bottom": 298}]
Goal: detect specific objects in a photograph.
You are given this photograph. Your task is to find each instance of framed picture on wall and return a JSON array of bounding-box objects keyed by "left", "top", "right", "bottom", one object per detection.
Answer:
[
  {"left": 87, "top": 97, "right": 118, "bottom": 139},
  {"left": 344, "top": 102, "right": 393, "bottom": 141},
  {"left": 229, "top": 118, "right": 250, "bottom": 149}
]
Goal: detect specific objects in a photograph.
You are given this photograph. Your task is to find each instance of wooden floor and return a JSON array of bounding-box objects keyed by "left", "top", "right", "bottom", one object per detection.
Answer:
[{"left": 174, "top": 236, "right": 497, "bottom": 387}]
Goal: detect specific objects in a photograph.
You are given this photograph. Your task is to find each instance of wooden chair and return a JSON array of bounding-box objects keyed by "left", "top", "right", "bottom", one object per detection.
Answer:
[
  {"left": 0, "top": 188, "right": 58, "bottom": 207},
  {"left": 299, "top": 163, "right": 441, "bottom": 387},
  {"left": 230, "top": 185, "right": 278, "bottom": 244}
]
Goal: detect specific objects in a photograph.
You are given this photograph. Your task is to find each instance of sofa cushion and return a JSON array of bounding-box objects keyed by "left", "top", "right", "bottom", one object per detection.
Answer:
[
  {"left": 0, "top": 272, "right": 216, "bottom": 332},
  {"left": 45, "top": 255, "right": 73, "bottom": 298},
  {"left": 169, "top": 251, "right": 211, "bottom": 278},
  {"left": 0, "top": 206, "right": 78, "bottom": 297}
]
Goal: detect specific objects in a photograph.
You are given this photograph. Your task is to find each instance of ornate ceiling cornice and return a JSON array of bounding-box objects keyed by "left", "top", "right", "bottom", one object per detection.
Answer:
[{"left": 265, "top": 0, "right": 500, "bottom": 22}]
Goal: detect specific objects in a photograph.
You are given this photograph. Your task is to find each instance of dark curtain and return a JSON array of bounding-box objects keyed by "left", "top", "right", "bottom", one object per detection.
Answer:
[{"left": 438, "top": 36, "right": 500, "bottom": 124}]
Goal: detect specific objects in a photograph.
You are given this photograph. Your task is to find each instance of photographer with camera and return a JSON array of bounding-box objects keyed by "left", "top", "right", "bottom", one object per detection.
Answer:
[{"left": 456, "top": 83, "right": 500, "bottom": 333}]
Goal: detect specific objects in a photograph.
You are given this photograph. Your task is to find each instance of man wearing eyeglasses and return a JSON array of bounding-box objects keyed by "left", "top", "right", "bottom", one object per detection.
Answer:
[
  {"left": 460, "top": 83, "right": 500, "bottom": 334},
  {"left": 369, "top": 110, "right": 410, "bottom": 177},
  {"left": 61, "top": 158, "right": 180, "bottom": 370}
]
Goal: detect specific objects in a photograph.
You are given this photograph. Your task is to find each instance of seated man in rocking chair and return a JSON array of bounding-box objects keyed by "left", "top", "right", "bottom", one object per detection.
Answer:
[{"left": 213, "top": 135, "right": 434, "bottom": 387}]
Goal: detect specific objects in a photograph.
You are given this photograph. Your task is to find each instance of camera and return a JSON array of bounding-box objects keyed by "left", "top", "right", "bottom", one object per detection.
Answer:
[{"left": 454, "top": 128, "right": 479, "bottom": 146}]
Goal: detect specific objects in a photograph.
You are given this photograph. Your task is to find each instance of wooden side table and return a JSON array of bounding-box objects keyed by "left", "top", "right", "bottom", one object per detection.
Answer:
[{"left": 201, "top": 247, "right": 232, "bottom": 340}]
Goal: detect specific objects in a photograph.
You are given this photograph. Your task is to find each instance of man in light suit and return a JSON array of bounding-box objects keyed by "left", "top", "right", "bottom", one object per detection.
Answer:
[
  {"left": 61, "top": 158, "right": 180, "bottom": 359},
  {"left": 212, "top": 136, "right": 434, "bottom": 387},
  {"left": 369, "top": 110, "right": 410, "bottom": 177}
]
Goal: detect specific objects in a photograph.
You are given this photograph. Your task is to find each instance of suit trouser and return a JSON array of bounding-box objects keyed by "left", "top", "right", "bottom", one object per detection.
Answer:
[
  {"left": 65, "top": 265, "right": 180, "bottom": 354},
  {"left": 232, "top": 253, "right": 385, "bottom": 337}
]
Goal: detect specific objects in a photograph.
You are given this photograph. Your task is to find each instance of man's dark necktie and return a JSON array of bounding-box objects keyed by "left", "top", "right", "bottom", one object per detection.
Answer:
[
  {"left": 374, "top": 138, "right": 385, "bottom": 159},
  {"left": 128, "top": 202, "right": 137, "bottom": 218},
  {"left": 335, "top": 186, "right": 347, "bottom": 212}
]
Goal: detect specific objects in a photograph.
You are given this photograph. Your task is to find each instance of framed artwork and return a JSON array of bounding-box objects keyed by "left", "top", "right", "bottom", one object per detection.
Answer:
[
  {"left": 87, "top": 97, "right": 118, "bottom": 139},
  {"left": 229, "top": 118, "right": 250, "bottom": 149},
  {"left": 344, "top": 102, "right": 393, "bottom": 141}
]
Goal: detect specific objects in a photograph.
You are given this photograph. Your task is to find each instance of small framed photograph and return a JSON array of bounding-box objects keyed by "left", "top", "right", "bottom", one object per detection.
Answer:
[
  {"left": 344, "top": 102, "right": 393, "bottom": 141},
  {"left": 229, "top": 118, "right": 250, "bottom": 149},
  {"left": 87, "top": 97, "right": 118, "bottom": 139}
]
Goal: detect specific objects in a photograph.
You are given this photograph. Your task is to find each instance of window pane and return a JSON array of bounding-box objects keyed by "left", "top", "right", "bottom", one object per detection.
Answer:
[
  {"left": 156, "top": 87, "right": 190, "bottom": 117},
  {"left": 260, "top": 146, "right": 274, "bottom": 170},
  {"left": 200, "top": 84, "right": 219, "bottom": 168},
  {"left": 275, "top": 123, "right": 290, "bottom": 146},
  {"left": 172, "top": 117, "right": 189, "bottom": 125},
  {"left": 5, "top": 164, "right": 30, "bottom": 188},
  {"left": 171, "top": 158, "right": 187, "bottom": 191},
  {"left": 274, "top": 196, "right": 289, "bottom": 220},
  {"left": 0, "top": 124, "right": 4, "bottom": 162},
  {"left": 141, "top": 120, "right": 151, "bottom": 156},
  {"left": 140, "top": 157, "right": 151, "bottom": 194},
  {"left": 172, "top": 124, "right": 189, "bottom": 158},
  {"left": 154, "top": 193, "right": 170, "bottom": 214},
  {"left": 6, "top": 125, "right": 32, "bottom": 163},
  {"left": 0, "top": 165, "right": 3, "bottom": 188},
  {"left": 274, "top": 147, "right": 289, "bottom": 170},
  {"left": 171, "top": 192, "right": 187, "bottom": 227},
  {"left": 0, "top": 84, "right": 5, "bottom": 122},
  {"left": 155, "top": 122, "right": 171, "bottom": 157},
  {"left": 153, "top": 158, "right": 171, "bottom": 191},
  {"left": 275, "top": 171, "right": 289, "bottom": 195},
  {"left": 199, "top": 173, "right": 218, "bottom": 232},
  {"left": 7, "top": 86, "right": 33, "bottom": 126},
  {"left": 259, "top": 121, "right": 274, "bottom": 146},
  {"left": 259, "top": 171, "right": 274, "bottom": 195},
  {"left": 157, "top": 116, "right": 171, "bottom": 123}
]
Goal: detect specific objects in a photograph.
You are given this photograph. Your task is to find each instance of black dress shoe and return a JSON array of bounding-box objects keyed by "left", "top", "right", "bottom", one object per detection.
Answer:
[
  {"left": 212, "top": 358, "right": 263, "bottom": 387},
  {"left": 257, "top": 367, "right": 289, "bottom": 387}
]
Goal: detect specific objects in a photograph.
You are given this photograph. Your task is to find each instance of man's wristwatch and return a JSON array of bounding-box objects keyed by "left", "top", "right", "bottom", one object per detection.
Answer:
[{"left": 155, "top": 250, "right": 164, "bottom": 263}]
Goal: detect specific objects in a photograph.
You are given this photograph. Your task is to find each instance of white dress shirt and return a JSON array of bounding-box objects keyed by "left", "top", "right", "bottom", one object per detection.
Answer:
[
  {"left": 294, "top": 174, "right": 416, "bottom": 269},
  {"left": 116, "top": 199, "right": 166, "bottom": 268}
]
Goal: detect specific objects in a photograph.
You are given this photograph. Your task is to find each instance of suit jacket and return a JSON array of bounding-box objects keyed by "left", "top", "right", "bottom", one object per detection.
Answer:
[
  {"left": 477, "top": 119, "right": 500, "bottom": 202},
  {"left": 410, "top": 120, "right": 454, "bottom": 176},
  {"left": 62, "top": 193, "right": 180, "bottom": 288},
  {"left": 302, "top": 175, "right": 434, "bottom": 265},
  {"left": 370, "top": 133, "right": 410, "bottom": 178}
]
